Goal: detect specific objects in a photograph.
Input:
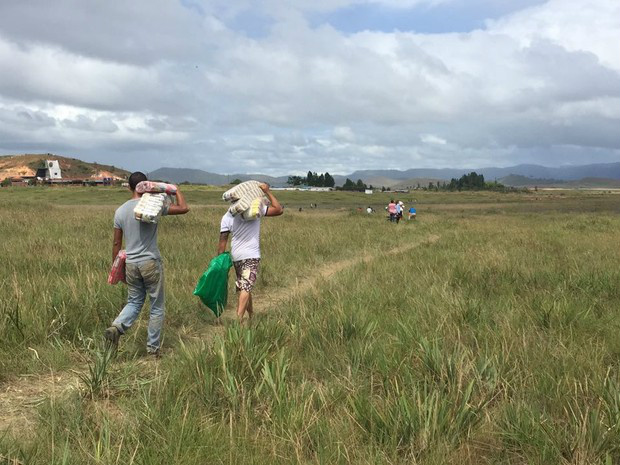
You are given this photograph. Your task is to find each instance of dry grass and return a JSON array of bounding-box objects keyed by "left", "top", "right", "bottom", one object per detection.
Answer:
[{"left": 2, "top": 187, "right": 620, "bottom": 464}]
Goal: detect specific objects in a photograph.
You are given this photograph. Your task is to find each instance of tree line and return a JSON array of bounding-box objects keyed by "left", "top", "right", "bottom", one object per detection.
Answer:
[
  {"left": 340, "top": 178, "right": 370, "bottom": 191},
  {"left": 428, "top": 172, "right": 505, "bottom": 191},
  {"left": 286, "top": 171, "right": 372, "bottom": 191},
  {"left": 287, "top": 171, "right": 336, "bottom": 187}
]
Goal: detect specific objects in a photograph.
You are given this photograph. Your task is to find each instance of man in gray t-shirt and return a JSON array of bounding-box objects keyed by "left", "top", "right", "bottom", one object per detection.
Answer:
[
  {"left": 105, "top": 172, "right": 189, "bottom": 355},
  {"left": 114, "top": 199, "right": 166, "bottom": 264}
]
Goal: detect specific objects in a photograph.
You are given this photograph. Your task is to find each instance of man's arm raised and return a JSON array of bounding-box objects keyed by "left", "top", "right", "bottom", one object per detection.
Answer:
[
  {"left": 259, "top": 183, "right": 283, "bottom": 217},
  {"left": 168, "top": 188, "right": 190, "bottom": 215}
]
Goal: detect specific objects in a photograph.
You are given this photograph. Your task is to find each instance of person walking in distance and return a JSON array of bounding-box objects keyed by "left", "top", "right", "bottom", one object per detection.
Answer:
[
  {"left": 217, "top": 183, "right": 283, "bottom": 323},
  {"left": 395, "top": 200, "right": 403, "bottom": 224},
  {"left": 387, "top": 199, "right": 396, "bottom": 222},
  {"left": 105, "top": 172, "right": 190, "bottom": 356}
]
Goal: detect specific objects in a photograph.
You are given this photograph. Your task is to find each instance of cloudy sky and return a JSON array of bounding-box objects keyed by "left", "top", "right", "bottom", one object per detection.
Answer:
[{"left": 0, "top": 0, "right": 618, "bottom": 175}]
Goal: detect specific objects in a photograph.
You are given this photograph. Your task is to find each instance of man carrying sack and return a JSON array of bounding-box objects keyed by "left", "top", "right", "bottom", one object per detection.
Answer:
[
  {"left": 217, "top": 182, "right": 283, "bottom": 323},
  {"left": 105, "top": 172, "right": 190, "bottom": 356}
]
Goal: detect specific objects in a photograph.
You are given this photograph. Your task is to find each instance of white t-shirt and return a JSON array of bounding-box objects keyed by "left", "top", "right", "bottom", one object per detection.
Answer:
[{"left": 220, "top": 205, "right": 268, "bottom": 261}]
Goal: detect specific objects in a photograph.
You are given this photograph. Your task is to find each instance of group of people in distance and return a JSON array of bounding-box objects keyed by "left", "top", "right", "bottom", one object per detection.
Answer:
[
  {"left": 387, "top": 199, "right": 416, "bottom": 223},
  {"left": 104, "top": 171, "right": 283, "bottom": 357}
]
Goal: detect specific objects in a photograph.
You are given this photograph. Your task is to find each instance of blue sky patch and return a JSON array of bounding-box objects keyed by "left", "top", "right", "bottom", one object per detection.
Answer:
[{"left": 311, "top": 0, "right": 547, "bottom": 34}]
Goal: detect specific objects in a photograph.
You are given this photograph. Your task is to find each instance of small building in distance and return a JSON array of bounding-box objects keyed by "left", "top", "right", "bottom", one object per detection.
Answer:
[{"left": 36, "top": 160, "right": 62, "bottom": 180}]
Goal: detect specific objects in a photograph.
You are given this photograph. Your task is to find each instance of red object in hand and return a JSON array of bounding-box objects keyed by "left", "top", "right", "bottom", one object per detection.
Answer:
[{"left": 108, "top": 250, "right": 127, "bottom": 284}]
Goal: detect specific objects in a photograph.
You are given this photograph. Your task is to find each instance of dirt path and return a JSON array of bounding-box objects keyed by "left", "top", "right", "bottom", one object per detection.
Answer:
[
  {"left": 0, "top": 234, "right": 439, "bottom": 435},
  {"left": 259, "top": 233, "right": 439, "bottom": 310}
]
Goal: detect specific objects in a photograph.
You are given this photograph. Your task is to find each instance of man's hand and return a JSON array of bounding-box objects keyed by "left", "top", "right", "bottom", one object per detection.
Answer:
[
  {"left": 217, "top": 231, "right": 230, "bottom": 255},
  {"left": 261, "top": 185, "right": 283, "bottom": 217},
  {"left": 168, "top": 188, "right": 190, "bottom": 215}
]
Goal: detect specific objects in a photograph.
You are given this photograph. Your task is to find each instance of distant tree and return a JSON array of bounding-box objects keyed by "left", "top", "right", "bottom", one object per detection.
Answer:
[
  {"left": 307, "top": 171, "right": 314, "bottom": 186},
  {"left": 445, "top": 172, "right": 489, "bottom": 191},
  {"left": 324, "top": 172, "right": 335, "bottom": 188},
  {"left": 287, "top": 175, "right": 304, "bottom": 186},
  {"left": 1, "top": 178, "right": 11, "bottom": 187},
  {"left": 342, "top": 178, "right": 356, "bottom": 190},
  {"left": 381, "top": 186, "right": 386, "bottom": 192},
  {"left": 356, "top": 179, "right": 366, "bottom": 190},
  {"left": 231, "top": 178, "right": 242, "bottom": 185}
]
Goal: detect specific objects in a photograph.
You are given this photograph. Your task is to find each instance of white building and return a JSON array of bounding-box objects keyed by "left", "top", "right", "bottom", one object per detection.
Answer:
[{"left": 45, "top": 160, "right": 62, "bottom": 179}]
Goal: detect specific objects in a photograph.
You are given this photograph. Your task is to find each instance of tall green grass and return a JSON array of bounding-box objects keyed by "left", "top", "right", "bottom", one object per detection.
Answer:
[{"left": 2, "top": 189, "right": 620, "bottom": 463}]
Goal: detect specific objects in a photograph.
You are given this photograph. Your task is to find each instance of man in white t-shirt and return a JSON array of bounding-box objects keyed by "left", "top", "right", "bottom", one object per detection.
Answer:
[{"left": 217, "top": 183, "right": 283, "bottom": 323}]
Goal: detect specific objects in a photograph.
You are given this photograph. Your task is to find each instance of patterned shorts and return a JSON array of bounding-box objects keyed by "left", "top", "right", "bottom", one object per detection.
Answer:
[{"left": 233, "top": 258, "right": 260, "bottom": 292}]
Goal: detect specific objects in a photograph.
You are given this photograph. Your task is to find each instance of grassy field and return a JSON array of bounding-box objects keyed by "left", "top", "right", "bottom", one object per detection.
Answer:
[{"left": 2, "top": 186, "right": 620, "bottom": 464}]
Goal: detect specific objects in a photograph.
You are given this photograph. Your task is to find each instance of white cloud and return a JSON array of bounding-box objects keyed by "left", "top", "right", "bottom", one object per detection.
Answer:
[
  {"left": 333, "top": 126, "right": 356, "bottom": 142},
  {"left": 0, "top": 0, "right": 618, "bottom": 174},
  {"left": 421, "top": 134, "right": 447, "bottom": 145},
  {"left": 488, "top": 0, "right": 620, "bottom": 71}
]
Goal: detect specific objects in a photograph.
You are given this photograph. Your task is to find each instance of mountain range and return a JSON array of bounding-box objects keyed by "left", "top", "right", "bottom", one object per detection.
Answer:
[
  {"left": 149, "top": 163, "right": 620, "bottom": 188},
  {"left": 4, "top": 154, "right": 619, "bottom": 188}
]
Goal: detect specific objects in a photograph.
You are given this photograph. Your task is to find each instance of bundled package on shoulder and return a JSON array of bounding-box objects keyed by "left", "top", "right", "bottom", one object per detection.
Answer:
[
  {"left": 135, "top": 181, "right": 177, "bottom": 195},
  {"left": 134, "top": 193, "right": 170, "bottom": 223},
  {"left": 241, "top": 197, "right": 267, "bottom": 220},
  {"left": 222, "top": 180, "right": 266, "bottom": 219}
]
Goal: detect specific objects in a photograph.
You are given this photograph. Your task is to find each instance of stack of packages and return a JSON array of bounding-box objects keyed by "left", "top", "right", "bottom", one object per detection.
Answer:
[
  {"left": 222, "top": 180, "right": 267, "bottom": 220},
  {"left": 133, "top": 181, "right": 177, "bottom": 223}
]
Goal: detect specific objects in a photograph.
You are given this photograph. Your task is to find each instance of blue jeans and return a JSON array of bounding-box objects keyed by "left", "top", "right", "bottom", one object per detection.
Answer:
[{"left": 112, "top": 259, "right": 165, "bottom": 352}]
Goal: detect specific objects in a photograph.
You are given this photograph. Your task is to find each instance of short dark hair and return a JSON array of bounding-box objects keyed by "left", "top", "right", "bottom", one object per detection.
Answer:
[{"left": 128, "top": 172, "right": 148, "bottom": 191}]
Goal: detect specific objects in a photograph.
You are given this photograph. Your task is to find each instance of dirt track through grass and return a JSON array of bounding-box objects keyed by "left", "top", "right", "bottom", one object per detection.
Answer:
[{"left": 0, "top": 232, "right": 440, "bottom": 435}]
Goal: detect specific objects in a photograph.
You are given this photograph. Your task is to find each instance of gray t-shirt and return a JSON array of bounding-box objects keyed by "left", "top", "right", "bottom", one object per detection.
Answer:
[{"left": 114, "top": 199, "right": 168, "bottom": 264}]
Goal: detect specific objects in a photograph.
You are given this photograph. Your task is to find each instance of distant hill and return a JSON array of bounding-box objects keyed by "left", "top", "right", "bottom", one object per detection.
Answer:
[
  {"left": 360, "top": 176, "right": 443, "bottom": 189},
  {"left": 498, "top": 175, "right": 561, "bottom": 187},
  {"left": 148, "top": 167, "right": 288, "bottom": 185},
  {"left": 0, "top": 154, "right": 129, "bottom": 180},
  {"left": 150, "top": 162, "right": 620, "bottom": 187},
  {"left": 391, "top": 178, "right": 445, "bottom": 189},
  {"left": 500, "top": 174, "right": 620, "bottom": 188},
  {"left": 348, "top": 163, "right": 620, "bottom": 183}
]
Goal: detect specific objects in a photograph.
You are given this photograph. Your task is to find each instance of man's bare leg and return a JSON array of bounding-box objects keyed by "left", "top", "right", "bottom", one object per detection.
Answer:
[
  {"left": 237, "top": 290, "right": 251, "bottom": 323},
  {"left": 247, "top": 294, "right": 254, "bottom": 321}
]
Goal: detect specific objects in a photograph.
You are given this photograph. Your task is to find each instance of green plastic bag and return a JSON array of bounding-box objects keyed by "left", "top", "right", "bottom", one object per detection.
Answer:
[{"left": 193, "top": 252, "right": 233, "bottom": 316}]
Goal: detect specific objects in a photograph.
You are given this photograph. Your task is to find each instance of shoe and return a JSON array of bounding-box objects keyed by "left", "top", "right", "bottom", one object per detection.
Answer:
[
  {"left": 146, "top": 348, "right": 161, "bottom": 359},
  {"left": 104, "top": 326, "right": 121, "bottom": 346}
]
